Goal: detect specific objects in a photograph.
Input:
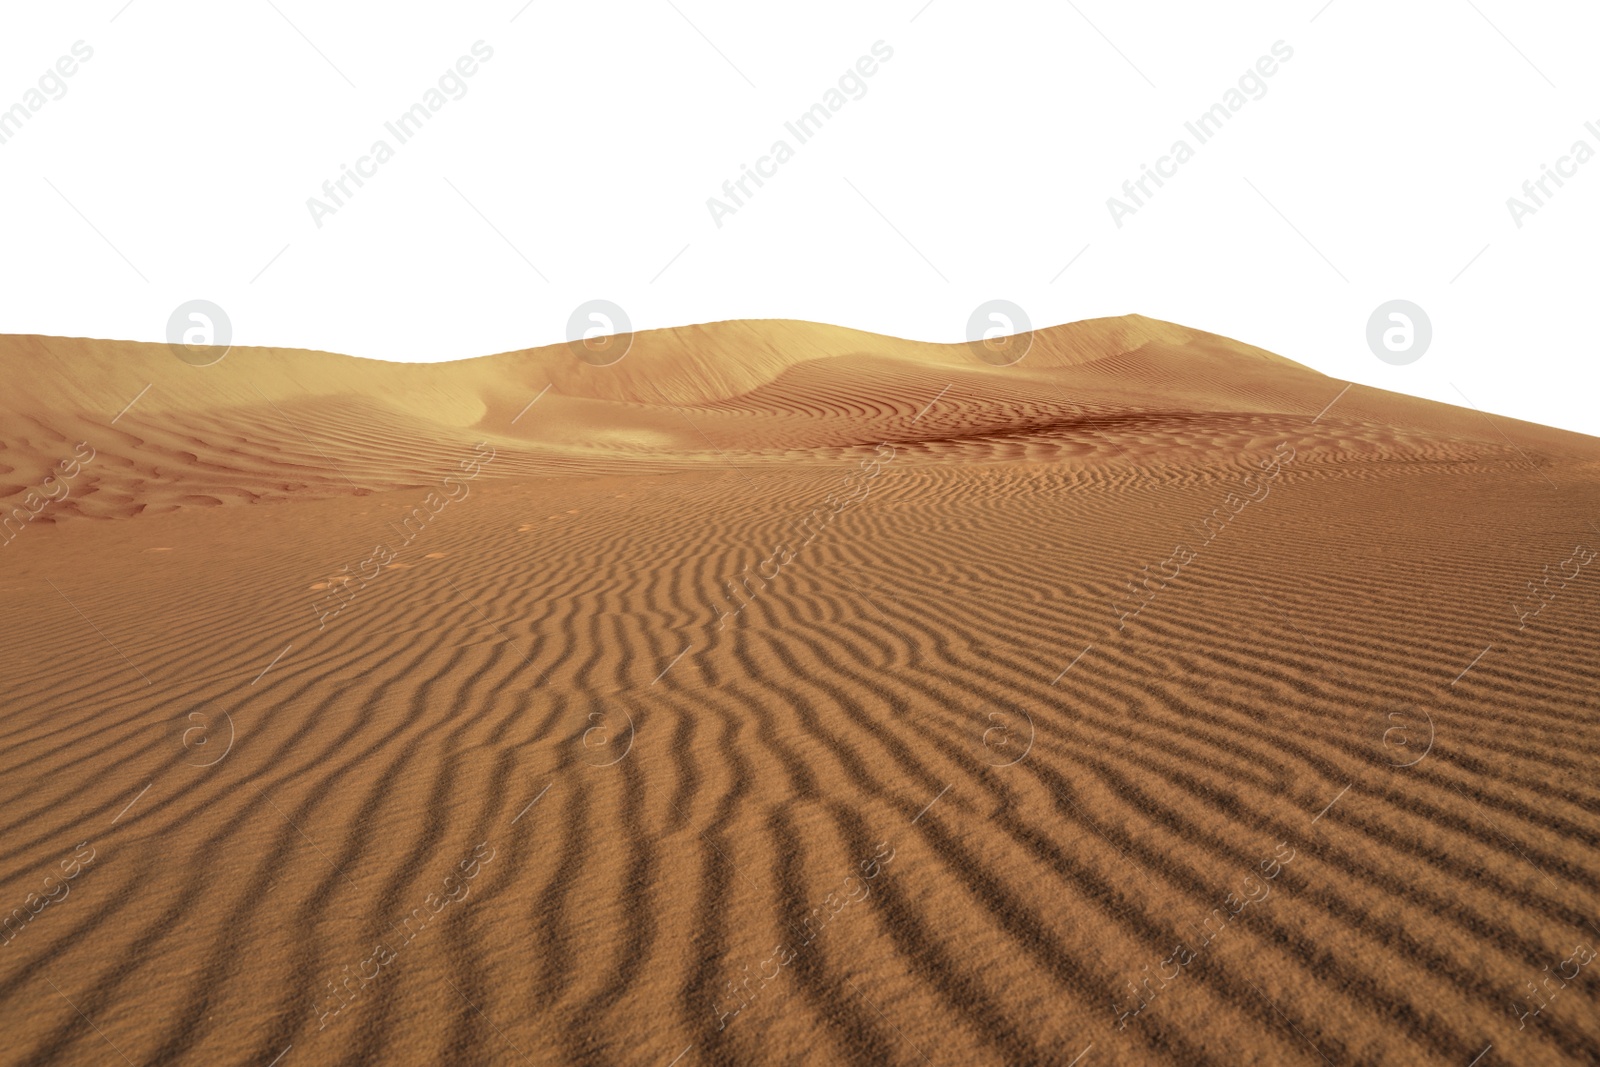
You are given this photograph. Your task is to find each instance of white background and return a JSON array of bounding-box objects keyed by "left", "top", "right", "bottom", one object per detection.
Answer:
[{"left": 1, "top": 0, "right": 1596, "bottom": 435}]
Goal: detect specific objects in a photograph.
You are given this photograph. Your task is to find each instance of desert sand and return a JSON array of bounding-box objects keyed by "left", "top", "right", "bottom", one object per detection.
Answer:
[{"left": 1, "top": 315, "right": 1598, "bottom": 1066}]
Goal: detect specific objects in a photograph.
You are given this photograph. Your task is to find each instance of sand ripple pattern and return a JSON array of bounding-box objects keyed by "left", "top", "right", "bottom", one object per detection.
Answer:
[{"left": 2, "top": 318, "right": 1599, "bottom": 1066}]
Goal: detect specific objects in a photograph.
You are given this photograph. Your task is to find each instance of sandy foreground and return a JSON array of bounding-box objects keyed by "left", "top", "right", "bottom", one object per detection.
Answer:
[{"left": 1, "top": 316, "right": 1598, "bottom": 1066}]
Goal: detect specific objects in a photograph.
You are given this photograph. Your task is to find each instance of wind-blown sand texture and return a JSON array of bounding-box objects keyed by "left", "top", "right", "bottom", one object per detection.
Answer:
[{"left": 2, "top": 315, "right": 1598, "bottom": 1067}]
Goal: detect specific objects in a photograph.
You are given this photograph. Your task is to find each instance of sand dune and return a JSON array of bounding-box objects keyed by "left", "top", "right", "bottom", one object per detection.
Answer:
[{"left": 1, "top": 316, "right": 1598, "bottom": 1066}]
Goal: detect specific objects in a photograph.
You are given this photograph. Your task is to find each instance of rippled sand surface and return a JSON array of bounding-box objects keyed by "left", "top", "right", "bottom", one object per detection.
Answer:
[{"left": 3, "top": 317, "right": 1599, "bottom": 1066}]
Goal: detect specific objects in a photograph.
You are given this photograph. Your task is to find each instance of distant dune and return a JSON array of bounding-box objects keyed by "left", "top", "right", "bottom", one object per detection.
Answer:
[
  {"left": 1, "top": 315, "right": 1591, "bottom": 525},
  {"left": 2, "top": 316, "right": 1598, "bottom": 1066}
]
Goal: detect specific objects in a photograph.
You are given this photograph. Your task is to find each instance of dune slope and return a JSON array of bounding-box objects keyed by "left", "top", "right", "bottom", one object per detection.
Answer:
[{"left": 1, "top": 316, "right": 1598, "bottom": 1067}]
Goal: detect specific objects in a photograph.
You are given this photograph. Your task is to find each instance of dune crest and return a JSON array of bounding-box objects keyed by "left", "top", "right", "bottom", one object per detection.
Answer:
[{"left": 0, "top": 314, "right": 1588, "bottom": 528}]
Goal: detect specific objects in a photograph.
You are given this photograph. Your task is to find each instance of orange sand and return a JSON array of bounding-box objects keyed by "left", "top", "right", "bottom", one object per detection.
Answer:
[{"left": 2, "top": 316, "right": 1598, "bottom": 1066}]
